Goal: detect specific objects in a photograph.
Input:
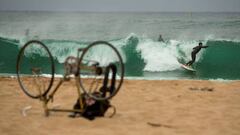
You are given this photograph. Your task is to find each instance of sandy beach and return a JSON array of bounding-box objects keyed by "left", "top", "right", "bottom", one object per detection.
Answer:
[{"left": 0, "top": 77, "right": 240, "bottom": 135}]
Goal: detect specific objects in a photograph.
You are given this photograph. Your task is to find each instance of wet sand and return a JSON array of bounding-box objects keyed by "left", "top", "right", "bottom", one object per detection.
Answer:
[{"left": 0, "top": 77, "right": 240, "bottom": 135}]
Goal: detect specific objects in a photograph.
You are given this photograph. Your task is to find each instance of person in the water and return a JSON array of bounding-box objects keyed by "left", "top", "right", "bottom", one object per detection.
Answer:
[
  {"left": 158, "top": 34, "right": 164, "bottom": 42},
  {"left": 186, "top": 42, "right": 208, "bottom": 66}
]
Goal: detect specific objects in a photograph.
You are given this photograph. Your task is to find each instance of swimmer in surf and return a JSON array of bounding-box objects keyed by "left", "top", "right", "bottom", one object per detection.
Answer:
[{"left": 158, "top": 34, "right": 164, "bottom": 42}]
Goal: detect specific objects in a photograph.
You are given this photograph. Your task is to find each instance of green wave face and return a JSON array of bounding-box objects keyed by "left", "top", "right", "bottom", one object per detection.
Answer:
[
  {"left": 196, "top": 41, "right": 240, "bottom": 79},
  {"left": 0, "top": 36, "right": 240, "bottom": 80}
]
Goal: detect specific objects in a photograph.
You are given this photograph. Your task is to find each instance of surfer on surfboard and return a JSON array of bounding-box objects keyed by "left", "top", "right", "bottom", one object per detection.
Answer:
[{"left": 185, "top": 42, "right": 208, "bottom": 66}]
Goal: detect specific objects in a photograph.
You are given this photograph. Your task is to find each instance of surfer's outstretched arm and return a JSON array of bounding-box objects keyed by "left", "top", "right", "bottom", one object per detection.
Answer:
[{"left": 201, "top": 45, "right": 208, "bottom": 48}]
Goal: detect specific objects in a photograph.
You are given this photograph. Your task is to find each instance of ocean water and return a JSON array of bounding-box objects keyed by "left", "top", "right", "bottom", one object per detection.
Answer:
[{"left": 0, "top": 11, "right": 240, "bottom": 80}]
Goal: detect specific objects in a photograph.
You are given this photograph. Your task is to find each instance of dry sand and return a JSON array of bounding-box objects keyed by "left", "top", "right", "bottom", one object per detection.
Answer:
[{"left": 0, "top": 77, "right": 240, "bottom": 135}]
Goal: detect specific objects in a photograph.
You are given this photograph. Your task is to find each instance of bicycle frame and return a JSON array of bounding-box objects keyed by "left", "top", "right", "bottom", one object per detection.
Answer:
[
  {"left": 37, "top": 48, "right": 101, "bottom": 116},
  {"left": 17, "top": 40, "right": 124, "bottom": 117}
]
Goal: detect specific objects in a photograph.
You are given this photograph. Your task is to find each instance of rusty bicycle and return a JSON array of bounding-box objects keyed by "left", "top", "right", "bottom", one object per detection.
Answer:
[{"left": 16, "top": 40, "right": 124, "bottom": 116}]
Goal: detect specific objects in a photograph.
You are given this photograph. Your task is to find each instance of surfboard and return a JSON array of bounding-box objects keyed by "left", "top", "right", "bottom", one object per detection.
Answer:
[{"left": 179, "top": 62, "right": 196, "bottom": 72}]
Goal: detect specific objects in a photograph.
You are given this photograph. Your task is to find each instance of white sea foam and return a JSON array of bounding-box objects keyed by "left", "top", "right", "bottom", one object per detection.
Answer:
[
  {"left": 135, "top": 37, "right": 207, "bottom": 72},
  {"left": 137, "top": 39, "right": 179, "bottom": 71}
]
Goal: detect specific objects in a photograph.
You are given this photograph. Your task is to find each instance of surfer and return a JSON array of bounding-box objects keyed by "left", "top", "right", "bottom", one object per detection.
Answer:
[
  {"left": 158, "top": 34, "right": 164, "bottom": 42},
  {"left": 185, "top": 42, "right": 208, "bottom": 66}
]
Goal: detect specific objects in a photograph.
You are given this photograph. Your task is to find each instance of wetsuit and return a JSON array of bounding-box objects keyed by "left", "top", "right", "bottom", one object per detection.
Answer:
[
  {"left": 158, "top": 36, "right": 164, "bottom": 42},
  {"left": 186, "top": 45, "right": 208, "bottom": 66},
  {"left": 158, "top": 35, "right": 164, "bottom": 42}
]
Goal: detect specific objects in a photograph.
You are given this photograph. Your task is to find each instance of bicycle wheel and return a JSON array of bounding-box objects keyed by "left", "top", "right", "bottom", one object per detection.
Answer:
[
  {"left": 78, "top": 41, "right": 124, "bottom": 100},
  {"left": 16, "top": 40, "right": 55, "bottom": 99}
]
